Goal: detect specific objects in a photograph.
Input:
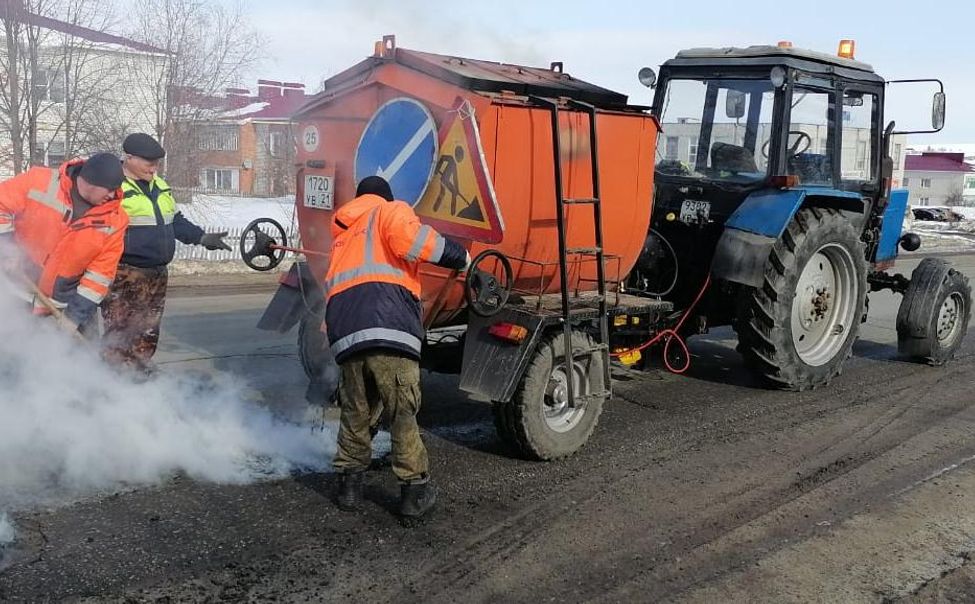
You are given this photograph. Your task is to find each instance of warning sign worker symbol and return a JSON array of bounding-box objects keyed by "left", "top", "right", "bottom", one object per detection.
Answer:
[{"left": 414, "top": 98, "right": 504, "bottom": 244}]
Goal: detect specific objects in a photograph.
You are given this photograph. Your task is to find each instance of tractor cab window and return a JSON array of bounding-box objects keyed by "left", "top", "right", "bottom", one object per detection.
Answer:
[
  {"left": 656, "top": 78, "right": 775, "bottom": 185},
  {"left": 785, "top": 89, "right": 833, "bottom": 187},
  {"left": 840, "top": 91, "right": 877, "bottom": 182}
]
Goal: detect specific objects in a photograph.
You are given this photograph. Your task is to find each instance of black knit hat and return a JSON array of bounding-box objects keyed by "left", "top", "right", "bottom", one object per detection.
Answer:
[
  {"left": 356, "top": 175, "right": 394, "bottom": 202},
  {"left": 122, "top": 132, "right": 166, "bottom": 160},
  {"left": 78, "top": 153, "right": 124, "bottom": 189}
]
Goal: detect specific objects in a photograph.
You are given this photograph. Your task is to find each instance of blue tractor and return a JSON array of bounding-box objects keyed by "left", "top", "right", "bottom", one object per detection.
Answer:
[{"left": 629, "top": 42, "right": 971, "bottom": 389}]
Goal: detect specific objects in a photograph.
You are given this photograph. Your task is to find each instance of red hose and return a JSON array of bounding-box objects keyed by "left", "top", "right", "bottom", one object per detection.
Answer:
[{"left": 611, "top": 274, "right": 712, "bottom": 374}]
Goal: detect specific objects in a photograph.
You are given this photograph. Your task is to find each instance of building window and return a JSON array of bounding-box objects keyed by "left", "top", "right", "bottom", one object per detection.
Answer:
[
  {"left": 198, "top": 126, "right": 239, "bottom": 151},
  {"left": 903, "top": 177, "right": 910, "bottom": 186},
  {"left": 921, "top": 178, "right": 932, "bottom": 189},
  {"left": 269, "top": 131, "right": 284, "bottom": 158},
  {"left": 965, "top": 175, "right": 975, "bottom": 191},
  {"left": 665, "top": 136, "right": 679, "bottom": 160},
  {"left": 32, "top": 68, "right": 66, "bottom": 103},
  {"left": 202, "top": 168, "right": 239, "bottom": 192},
  {"left": 32, "top": 140, "right": 65, "bottom": 167},
  {"left": 893, "top": 143, "right": 902, "bottom": 166},
  {"left": 855, "top": 140, "right": 867, "bottom": 171},
  {"left": 687, "top": 136, "right": 699, "bottom": 162},
  {"left": 919, "top": 197, "right": 930, "bottom": 206}
]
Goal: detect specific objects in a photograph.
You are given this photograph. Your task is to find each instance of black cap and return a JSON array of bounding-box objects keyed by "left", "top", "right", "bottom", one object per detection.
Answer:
[
  {"left": 78, "top": 153, "right": 124, "bottom": 189},
  {"left": 356, "top": 175, "right": 394, "bottom": 202},
  {"left": 122, "top": 132, "right": 166, "bottom": 160}
]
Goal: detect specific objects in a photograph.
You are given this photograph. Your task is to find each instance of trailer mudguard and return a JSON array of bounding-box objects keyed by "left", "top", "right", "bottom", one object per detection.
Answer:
[
  {"left": 459, "top": 310, "right": 548, "bottom": 403},
  {"left": 712, "top": 187, "right": 865, "bottom": 288},
  {"left": 256, "top": 261, "right": 325, "bottom": 333}
]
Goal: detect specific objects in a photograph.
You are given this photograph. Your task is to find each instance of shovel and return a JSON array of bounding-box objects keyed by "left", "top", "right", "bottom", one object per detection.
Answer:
[{"left": 11, "top": 272, "right": 85, "bottom": 337}]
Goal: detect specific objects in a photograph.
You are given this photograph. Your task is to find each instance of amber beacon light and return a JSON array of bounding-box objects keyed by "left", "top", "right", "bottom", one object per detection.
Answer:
[{"left": 838, "top": 39, "right": 856, "bottom": 59}]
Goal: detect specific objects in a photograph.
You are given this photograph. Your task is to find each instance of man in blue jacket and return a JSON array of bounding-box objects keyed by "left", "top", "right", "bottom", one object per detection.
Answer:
[{"left": 101, "top": 133, "right": 230, "bottom": 372}]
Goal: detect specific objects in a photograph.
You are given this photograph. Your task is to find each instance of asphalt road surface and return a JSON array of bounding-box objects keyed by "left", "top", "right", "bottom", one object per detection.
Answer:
[{"left": 2, "top": 254, "right": 975, "bottom": 603}]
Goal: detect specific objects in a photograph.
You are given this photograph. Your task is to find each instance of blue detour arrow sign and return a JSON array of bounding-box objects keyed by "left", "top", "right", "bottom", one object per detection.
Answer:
[{"left": 354, "top": 97, "right": 439, "bottom": 206}]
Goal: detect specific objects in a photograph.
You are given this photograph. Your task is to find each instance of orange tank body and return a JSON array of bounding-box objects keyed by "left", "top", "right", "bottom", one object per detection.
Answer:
[{"left": 292, "top": 41, "right": 659, "bottom": 328}]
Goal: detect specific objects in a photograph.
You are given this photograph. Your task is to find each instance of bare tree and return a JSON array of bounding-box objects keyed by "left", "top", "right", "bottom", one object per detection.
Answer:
[
  {"left": 0, "top": 0, "right": 131, "bottom": 174},
  {"left": 945, "top": 187, "right": 965, "bottom": 207},
  {"left": 123, "top": 0, "right": 262, "bottom": 189}
]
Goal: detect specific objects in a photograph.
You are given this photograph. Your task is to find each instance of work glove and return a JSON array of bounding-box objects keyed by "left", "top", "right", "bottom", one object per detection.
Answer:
[{"left": 199, "top": 231, "right": 232, "bottom": 251}]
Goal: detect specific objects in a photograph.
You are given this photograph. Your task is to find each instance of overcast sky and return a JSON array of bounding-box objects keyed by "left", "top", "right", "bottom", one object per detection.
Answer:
[{"left": 231, "top": 0, "right": 975, "bottom": 145}]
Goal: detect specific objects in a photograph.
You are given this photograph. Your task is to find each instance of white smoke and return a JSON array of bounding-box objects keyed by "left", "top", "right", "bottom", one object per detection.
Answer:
[{"left": 0, "top": 265, "right": 384, "bottom": 546}]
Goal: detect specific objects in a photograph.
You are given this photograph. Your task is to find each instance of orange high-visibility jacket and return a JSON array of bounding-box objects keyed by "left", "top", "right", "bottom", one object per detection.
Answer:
[
  {"left": 324, "top": 193, "right": 468, "bottom": 362},
  {"left": 0, "top": 159, "right": 128, "bottom": 325}
]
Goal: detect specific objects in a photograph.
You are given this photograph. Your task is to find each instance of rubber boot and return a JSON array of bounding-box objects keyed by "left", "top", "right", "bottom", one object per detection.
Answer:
[
  {"left": 336, "top": 472, "right": 364, "bottom": 511},
  {"left": 399, "top": 480, "right": 437, "bottom": 518}
]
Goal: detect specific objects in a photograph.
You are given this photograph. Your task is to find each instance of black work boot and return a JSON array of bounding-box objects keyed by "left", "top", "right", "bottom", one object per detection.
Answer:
[
  {"left": 399, "top": 480, "right": 437, "bottom": 518},
  {"left": 335, "top": 472, "right": 364, "bottom": 511}
]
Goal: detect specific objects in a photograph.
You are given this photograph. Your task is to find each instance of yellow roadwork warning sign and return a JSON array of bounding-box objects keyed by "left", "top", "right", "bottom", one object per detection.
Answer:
[{"left": 414, "top": 98, "right": 504, "bottom": 243}]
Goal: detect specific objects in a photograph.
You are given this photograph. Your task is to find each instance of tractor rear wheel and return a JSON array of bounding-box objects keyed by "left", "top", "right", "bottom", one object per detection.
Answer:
[
  {"left": 492, "top": 330, "right": 606, "bottom": 460},
  {"left": 897, "top": 258, "right": 971, "bottom": 365},
  {"left": 736, "top": 207, "right": 868, "bottom": 390}
]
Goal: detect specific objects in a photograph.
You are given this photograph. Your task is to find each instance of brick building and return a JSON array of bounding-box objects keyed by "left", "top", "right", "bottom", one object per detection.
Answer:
[{"left": 190, "top": 80, "right": 308, "bottom": 197}]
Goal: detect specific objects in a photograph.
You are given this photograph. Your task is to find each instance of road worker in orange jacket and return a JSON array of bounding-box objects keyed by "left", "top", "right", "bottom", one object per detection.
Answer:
[
  {"left": 326, "top": 175, "right": 469, "bottom": 519},
  {"left": 0, "top": 153, "right": 127, "bottom": 331}
]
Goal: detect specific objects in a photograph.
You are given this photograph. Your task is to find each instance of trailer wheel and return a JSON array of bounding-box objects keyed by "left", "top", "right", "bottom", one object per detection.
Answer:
[
  {"left": 897, "top": 258, "right": 971, "bottom": 365},
  {"left": 298, "top": 306, "right": 330, "bottom": 380},
  {"left": 492, "top": 330, "right": 605, "bottom": 460},
  {"left": 736, "top": 207, "right": 868, "bottom": 390}
]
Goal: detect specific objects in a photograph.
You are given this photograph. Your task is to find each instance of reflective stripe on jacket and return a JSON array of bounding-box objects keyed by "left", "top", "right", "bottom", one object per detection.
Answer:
[
  {"left": 324, "top": 193, "right": 467, "bottom": 363},
  {"left": 0, "top": 159, "right": 127, "bottom": 325},
  {"left": 119, "top": 175, "right": 203, "bottom": 267}
]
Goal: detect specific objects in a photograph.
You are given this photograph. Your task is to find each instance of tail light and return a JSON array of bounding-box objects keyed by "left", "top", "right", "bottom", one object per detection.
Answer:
[{"left": 489, "top": 322, "right": 529, "bottom": 344}]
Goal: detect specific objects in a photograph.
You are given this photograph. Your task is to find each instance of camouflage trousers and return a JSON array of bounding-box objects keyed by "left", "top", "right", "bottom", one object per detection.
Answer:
[
  {"left": 101, "top": 264, "right": 168, "bottom": 370},
  {"left": 333, "top": 351, "right": 430, "bottom": 483}
]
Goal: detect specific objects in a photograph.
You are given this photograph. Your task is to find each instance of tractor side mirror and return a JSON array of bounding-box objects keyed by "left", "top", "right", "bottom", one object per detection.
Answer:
[
  {"left": 725, "top": 90, "right": 746, "bottom": 119},
  {"left": 932, "top": 91, "right": 946, "bottom": 131}
]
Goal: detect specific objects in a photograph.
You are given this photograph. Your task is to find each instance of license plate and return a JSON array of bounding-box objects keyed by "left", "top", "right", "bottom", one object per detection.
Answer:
[
  {"left": 303, "top": 175, "right": 334, "bottom": 210},
  {"left": 679, "top": 199, "right": 710, "bottom": 223}
]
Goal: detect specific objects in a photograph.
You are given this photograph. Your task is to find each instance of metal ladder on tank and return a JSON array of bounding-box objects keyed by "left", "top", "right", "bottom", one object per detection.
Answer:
[{"left": 530, "top": 95, "right": 613, "bottom": 409}]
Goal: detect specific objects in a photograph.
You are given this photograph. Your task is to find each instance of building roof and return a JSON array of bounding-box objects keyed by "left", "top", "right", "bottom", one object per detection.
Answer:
[
  {"left": 206, "top": 82, "right": 309, "bottom": 122},
  {"left": 1, "top": 0, "right": 166, "bottom": 54},
  {"left": 904, "top": 152, "right": 975, "bottom": 173}
]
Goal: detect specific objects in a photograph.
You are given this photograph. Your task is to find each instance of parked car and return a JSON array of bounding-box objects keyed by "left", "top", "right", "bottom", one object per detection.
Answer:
[{"left": 913, "top": 207, "right": 964, "bottom": 222}]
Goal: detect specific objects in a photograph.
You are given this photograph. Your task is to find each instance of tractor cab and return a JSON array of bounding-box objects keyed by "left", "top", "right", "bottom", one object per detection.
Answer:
[
  {"left": 650, "top": 43, "right": 890, "bottom": 201},
  {"left": 632, "top": 42, "right": 945, "bottom": 312}
]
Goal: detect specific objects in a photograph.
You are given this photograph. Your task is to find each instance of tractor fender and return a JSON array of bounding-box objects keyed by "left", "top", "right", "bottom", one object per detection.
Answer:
[{"left": 712, "top": 187, "right": 865, "bottom": 288}]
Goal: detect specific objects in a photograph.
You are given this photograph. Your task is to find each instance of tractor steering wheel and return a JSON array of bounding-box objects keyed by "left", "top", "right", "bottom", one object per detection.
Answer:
[
  {"left": 464, "top": 250, "right": 513, "bottom": 317},
  {"left": 762, "top": 131, "right": 814, "bottom": 159}
]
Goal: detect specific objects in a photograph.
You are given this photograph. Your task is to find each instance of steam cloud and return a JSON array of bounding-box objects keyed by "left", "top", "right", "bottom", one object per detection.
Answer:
[{"left": 0, "top": 265, "right": 377, "bottom": 548}]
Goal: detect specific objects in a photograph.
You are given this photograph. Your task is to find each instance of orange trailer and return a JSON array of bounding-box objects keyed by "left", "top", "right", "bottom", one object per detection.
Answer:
[{"left": 251, "top": 36, "right": 671, "bottom": 459}]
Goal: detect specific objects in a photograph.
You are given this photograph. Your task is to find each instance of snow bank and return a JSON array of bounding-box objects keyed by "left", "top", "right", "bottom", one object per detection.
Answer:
[
  {"left": 178, "top": 195, "right": 297, "bottom": 230},
  {"left": 0, "top": 513, "right": 13, "bottom": 546}
]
